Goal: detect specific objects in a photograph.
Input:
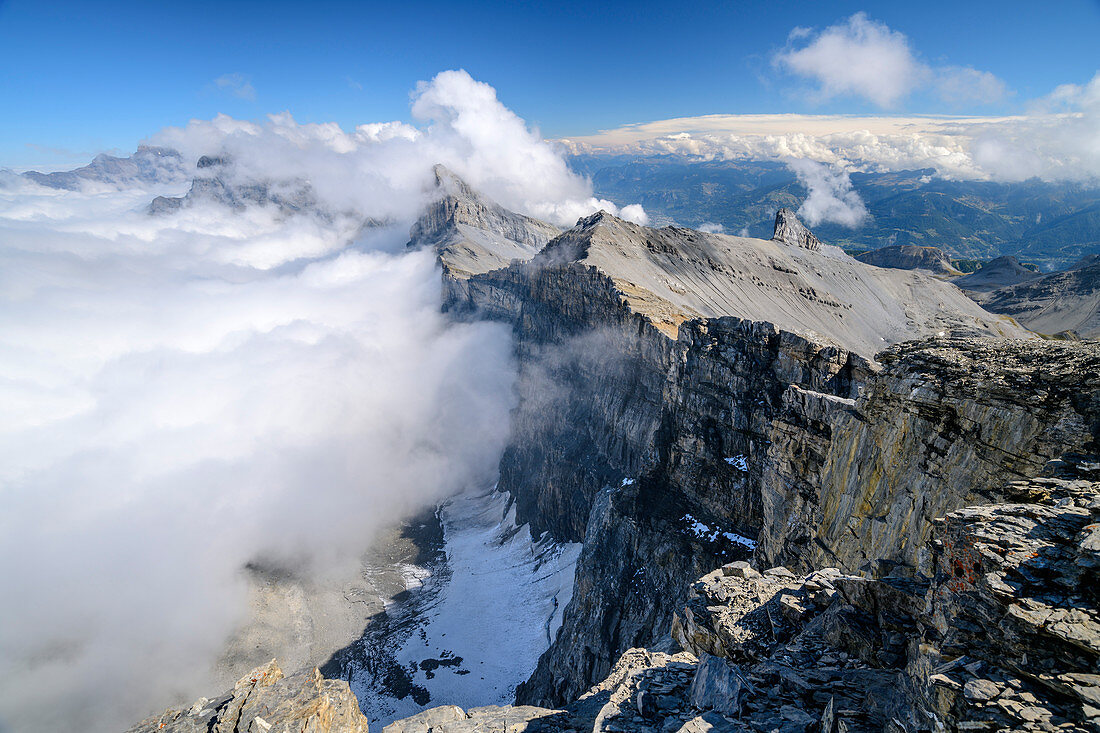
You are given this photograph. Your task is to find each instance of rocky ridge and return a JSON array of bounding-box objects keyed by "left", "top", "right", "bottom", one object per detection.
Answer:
[
  {"left": 855, "top": 244, "right": 962, "bottom": 277},
  {"left": 972, "top": 256, "right": 1100, "bottom": 339},
  {"left": 21, "top": 146, "right": 187, "bottom": 190},
  {"left": 407, "top": 164, "right": 561, "bottom": 280},
  {"left": 422, "top": 192, "right": 1089, "bottom": 713},
  {"left": 385, "top": 470, "right": 1099, "bottom": 733},
  {"left": 147, "top": 154, "right": 324, "bottom": 217},
  {"left": 124, "top": 176, "right": 1100, "bottom": 732},
  {"left": 955, "top": 256, "right": 1043, "bottom": 292}
]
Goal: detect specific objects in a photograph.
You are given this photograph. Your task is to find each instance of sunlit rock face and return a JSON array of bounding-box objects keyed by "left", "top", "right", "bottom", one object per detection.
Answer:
[
  {"left": 126, "top": 660, "right": 369, "bottom": 733},
  {"left": 771, "top": 207, "right": 821, "bottom": 251}
]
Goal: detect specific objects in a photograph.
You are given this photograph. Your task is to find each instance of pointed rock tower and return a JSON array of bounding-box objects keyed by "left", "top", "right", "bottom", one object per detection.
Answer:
[{"left": 771, "top": 208, "right": 821, "bottom": 251}]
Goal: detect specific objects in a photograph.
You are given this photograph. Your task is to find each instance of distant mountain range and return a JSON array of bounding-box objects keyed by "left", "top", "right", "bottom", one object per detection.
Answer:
[{"left": 572, "top": 156, "right": 1100, "bottom": 271}]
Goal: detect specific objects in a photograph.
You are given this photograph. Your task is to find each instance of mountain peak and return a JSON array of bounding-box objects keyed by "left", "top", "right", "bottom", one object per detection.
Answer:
[
  {"left": 407, "top": 165, "right": 560, "bottom": 280},
  {"left": 771, "top": 208, "right": 821, "bottom": 251}
]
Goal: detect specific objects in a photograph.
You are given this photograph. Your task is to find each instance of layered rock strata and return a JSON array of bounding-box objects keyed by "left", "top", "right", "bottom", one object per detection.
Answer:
[
  {"left": 426, "top": 201, "right": 1079, "bottom": 707},
  {"left": 394, "top": 469, "right": 1097, "bottom": 732}
]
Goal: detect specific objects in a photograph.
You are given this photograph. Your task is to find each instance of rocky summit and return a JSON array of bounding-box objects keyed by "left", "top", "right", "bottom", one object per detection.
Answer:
[{"left": 127, "top": 172, "right": 1100, "bottom": 733}]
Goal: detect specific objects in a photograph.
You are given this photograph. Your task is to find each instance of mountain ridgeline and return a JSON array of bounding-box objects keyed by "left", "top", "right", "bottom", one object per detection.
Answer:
[
  {"left": 127, "top": 164, "right": 1100, "bottom": 733},
  {"left": 571, "top": 156, "right": 1100, "bottom": 271},
  {"left": 410, "top": 173, "right": 1099, "bottom": 732}
]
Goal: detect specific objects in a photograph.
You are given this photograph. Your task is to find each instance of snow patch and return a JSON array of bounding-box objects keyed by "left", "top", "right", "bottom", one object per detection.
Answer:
[
  {"left": 724, "top": 455, "right": 749, "bottom": 472},
  {"left": 352, "top": 488, "right": 581, "bottom": 727},
  {"left": 682, "top": 513, "right": 757, "bottom": 549}
]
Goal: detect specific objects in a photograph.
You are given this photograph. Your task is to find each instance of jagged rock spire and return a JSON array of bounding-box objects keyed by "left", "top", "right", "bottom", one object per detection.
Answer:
[{"left": 771, "top": 208, "right": 821, "bottom": 251}]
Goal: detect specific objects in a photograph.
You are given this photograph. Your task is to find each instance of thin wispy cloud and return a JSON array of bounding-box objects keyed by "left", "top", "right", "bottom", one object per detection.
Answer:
[{"left": 214, "top": 72, "right": 256, "bottom": 101}]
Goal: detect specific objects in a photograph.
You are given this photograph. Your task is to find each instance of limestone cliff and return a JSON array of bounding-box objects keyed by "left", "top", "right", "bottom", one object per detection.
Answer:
[
  {"left": 388, "top": 469, "right": 1100, "bottom": 733},
  {"left": 758, "top": 337, "right": 1100, "bottom": 575},
  {"left": 123, "top": 182, "right": 1099, "bottom": 733},
  {"left": 423, "top": 198, "right": 1074, "bottom": 708}
]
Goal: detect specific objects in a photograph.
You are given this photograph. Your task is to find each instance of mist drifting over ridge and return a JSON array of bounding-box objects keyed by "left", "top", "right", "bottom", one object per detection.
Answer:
[{"left": 0, "top": 69, "right": 648, "bottom": 733}]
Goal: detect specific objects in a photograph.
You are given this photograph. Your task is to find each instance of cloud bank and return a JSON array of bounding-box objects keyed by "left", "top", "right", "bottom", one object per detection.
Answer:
[
  {"left": 562, "top": 15, "right": 1094, "bottom": 227},
  {"left": 0, "top": 69, "right": 634, "bottom": 732},
  {"left": 561, "top": 73, "right": 1100, "bottom": 194}
]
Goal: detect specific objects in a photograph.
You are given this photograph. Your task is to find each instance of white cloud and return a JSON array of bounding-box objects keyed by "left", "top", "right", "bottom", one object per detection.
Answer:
[
  {"left": 560, "top": 71, "right": 1100, "bottom": 184},
  {"left": 773, "top": 13, "right": 1008, "bottom": 110},
  {"left": 969, "top": 72, "right": 1100, "bottom": 181},
  {"left": 936, "top": 66, "right": 1010, "bottom": 106},
  {"left": 774, "top": 12, "right": 927, "bottom": 108},
  {"left": 697, "top": 222, "right": 724, "bottom": 233},
  {"left": 786, "top": 158, "right": 869, "bottom": 227},
  {"left": 158, "top": 70, "right": 642, "bottom": 228},
  {"left": 618, "top": 203, "right": 649, "bottom": 225},
  {"left": 214, "top": 73, "right": 256, "bottom": 101},
  {"left": 0, "top": 69, "right": 646, "bottom": 732}
]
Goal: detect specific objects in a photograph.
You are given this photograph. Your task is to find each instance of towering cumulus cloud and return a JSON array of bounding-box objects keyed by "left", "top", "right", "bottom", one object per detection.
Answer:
[
  {"left": 786, "top": 158, "right": 869, "bottom": 228},
  {"left": 0, "top": 70, "right": 635, "bottom": 732}
]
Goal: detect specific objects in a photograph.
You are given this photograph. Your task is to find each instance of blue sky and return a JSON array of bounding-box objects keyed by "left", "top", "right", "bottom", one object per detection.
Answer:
[{"left": 1, "top": 0, "right": 1098, "bottom": 169}]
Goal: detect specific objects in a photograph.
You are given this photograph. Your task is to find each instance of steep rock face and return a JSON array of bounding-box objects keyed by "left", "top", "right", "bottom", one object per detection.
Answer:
[
  {"left": 127, "top": 659, "right": 369, "bottom": 733},
  {"left": 955, "top": 255, "right": 1042, "bottom": 291},
  {"left": 439, "top": 209, "right": 1027, "bottom": 538},
  {"left": 430, "top": 208, "right": 1045, "bottom": 706},
  {"left": 647, "top": 472, "right": 1099, "bottom": 733},
  {"left": 399, "top": 465, "right": 1098, "bottom": 733},
  {"left": 855, "top": 244, "right": 962, "bottom": 276},
  {"left": 408, "top": 165, "right": 561, "bottom": 281},
  {"left": 771, "top": 208, "right": 821, "bottom": 251},
  {"left": 758, "top": 337, "right": 1100, "bottom": 575},
  {"left": 517, "top": 335, "right": 1099, "bottom": 708},
  {"left": 974, "top": 258, "right": 1100, "bottom": 338}
]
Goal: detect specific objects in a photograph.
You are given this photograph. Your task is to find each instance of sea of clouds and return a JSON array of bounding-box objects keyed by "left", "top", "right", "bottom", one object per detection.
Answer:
[{"left": 0, "top": 70, "right": 645, "bottom": 733}]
